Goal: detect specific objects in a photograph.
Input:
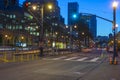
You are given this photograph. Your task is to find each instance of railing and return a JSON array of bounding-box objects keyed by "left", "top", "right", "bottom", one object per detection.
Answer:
[
  {"left": 0, "top": 48, "right": 78, "bottom": 63},
  {"left": 0, "top": 50, "right": 40, "bottom": 63},
  {"left": 0, "top": 52, "right": 9, "bottom": 62},
  {"left": 12, "top": 50, "right": 40, "bottom": 62}
]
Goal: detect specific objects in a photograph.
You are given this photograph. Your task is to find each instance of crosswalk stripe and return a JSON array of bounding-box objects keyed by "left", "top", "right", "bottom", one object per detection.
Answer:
[
  {"left": 89, "top": 57, "right": 100, "bottom": 62},
  {"left": 50, "top": 56, "right": 101, "bottom": 62},
  {"left": 64, "top": 57, "right": 78, "bottom": 60},
  {"left": 76, "top": 57, "right": 88, "bottom": 61},
  {"left": 52, "top": 56, "right": 66, "bottom": 60}
]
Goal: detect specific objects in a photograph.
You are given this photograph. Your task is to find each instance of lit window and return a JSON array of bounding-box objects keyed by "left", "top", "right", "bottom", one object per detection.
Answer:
[
  {"left": 0, "top": 24, "right": 3, "bottom": 29},
  {"left": 13, "top": 26, "right": 15, "bottom": 30},
  {"left": 19, "top": 25, "right": 22, "bottom": 29},
  {"left": 16, "top": 25, "right": 18, "bottom": 29},
  {"left": 10, "top": 15, "right": 12, "bottom": 18},
  {"left": 37, "top": 32, "right": 39, "bottom": 36},
  {"left": 13, "top": 15, "right": 16, "bottom": 18}
]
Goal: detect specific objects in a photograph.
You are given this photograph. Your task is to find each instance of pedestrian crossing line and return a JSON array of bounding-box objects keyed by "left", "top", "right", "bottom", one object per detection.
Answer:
[
  {"left": 64, "top": 57, "right": 78, "bottom": 60},
  {"left": 45, "top": 56, "right": 102, "bottom": 62},
  {"left": 76, "top": 57, "right": 88, "bottom": 61},
  {"left": 89, "top": 57, "right": 100, "bottom": 62},
  {"left": 52, "top": 56, "right": 67, "bottom": 60}
]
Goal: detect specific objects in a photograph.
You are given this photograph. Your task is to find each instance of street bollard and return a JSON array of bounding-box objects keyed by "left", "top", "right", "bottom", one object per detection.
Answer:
[
  {"left": 12, "top": 53, "right": 16, "bottom": 62},
  {"left": 32, "top": 54, "right": 34, "bottom": 60},
  {"left": 113, "top": 58, "right": 118, "bottom": 65},
  {"left": 27, "top": 54, "right": 29, "bottom": 61},
  {"left": 109, "top": 57, "right": 112, "bottom": 64},
  {"left": 20, "top": 54, "right": 24, "bottom": 62},
  {"left": 35, "top": 53, "right": 39, "bottom": 60},
  {"left": 3, "top": 52, "right": 8, "bottom": 62}
]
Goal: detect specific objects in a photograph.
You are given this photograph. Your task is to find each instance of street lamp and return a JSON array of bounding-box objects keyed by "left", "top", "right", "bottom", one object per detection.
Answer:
[
  {"left": 32, "top": 4, "right": 53, "bottom": 46},
  {"left": 112, "top": 1, "right": 118, "bottom": 64}
]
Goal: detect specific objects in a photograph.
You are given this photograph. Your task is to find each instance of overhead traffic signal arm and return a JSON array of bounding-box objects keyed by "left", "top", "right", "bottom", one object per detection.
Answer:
[
  {"left": 81, "top": 13, "right": 113, "bottom": 23},
  {"left": 96, "top": 15, "right": 113, "bottom": 23}
]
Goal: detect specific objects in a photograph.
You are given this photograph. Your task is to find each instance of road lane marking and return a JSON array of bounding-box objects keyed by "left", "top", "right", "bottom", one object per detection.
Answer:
[
  {"left": 64, "top": 57, "right": 78, "bottom": 60},
  {"left": 74, "top": 72, "right": 85, "bottom": 75},
  {"left": 52, "top": 56, "right": 66, "bottom": 60},
  {"left": 76, "top": 57, "right": 88, "bottom": 61},
  {"left": 89, "top": 57, "right": 100, "bottom": 62}
]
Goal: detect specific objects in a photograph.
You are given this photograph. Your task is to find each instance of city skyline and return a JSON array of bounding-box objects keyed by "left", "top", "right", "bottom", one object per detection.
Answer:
[{"left": 20, "top": 0, "right": 120, "bottom": 36}]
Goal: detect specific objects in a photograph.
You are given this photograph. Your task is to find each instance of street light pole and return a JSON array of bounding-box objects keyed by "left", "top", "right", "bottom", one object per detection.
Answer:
[
  {"left": 32, "top": 4, "right": 53, "bottom": 46},
  {"left": 112, "top": 1, "right": 118, "bottom": 64},
  {"left": 31, "top": 4, "right": 44, "bottom": 46},
  {"left": 70, "top": 25, "right": 72, "bottom": 52},
  {"left": 39, "top": 5, "right": 44, "bottom": 45}
]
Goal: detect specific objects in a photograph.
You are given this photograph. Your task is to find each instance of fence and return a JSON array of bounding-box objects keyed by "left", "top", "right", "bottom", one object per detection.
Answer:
[
  {"left": 0, "top": 48, "right": 75, "bottom": 63},
  {"left": 0, "top": 50, "right": 40, "bottom": 63}
]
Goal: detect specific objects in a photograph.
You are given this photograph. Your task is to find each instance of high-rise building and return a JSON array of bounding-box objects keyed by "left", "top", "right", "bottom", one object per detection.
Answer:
[
  {"left": 24, "top": 0, "right": 61, "bottom": 27},
  {"left": 80, "top": 13, "right": 97, "bottom": 39},
  {"left": 23, "top": 0, "right": 66, "bottom": 48},
  {"left": 0, "top": 0, "right": 33, "bottom": 46},
  {"left": 68, "top": 2, "right": 79, "bottom": 25},
  {"left": 0, "top": 0, "right": 19, "bottom": 10},
  {"left": 0, "top": 0, "right": 66, "bottom": 47}
]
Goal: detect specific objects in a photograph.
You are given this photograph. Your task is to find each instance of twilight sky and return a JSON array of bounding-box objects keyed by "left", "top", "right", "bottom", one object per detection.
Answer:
[{"left": 20, "top": 0, "right": 120, "bottom": 36}]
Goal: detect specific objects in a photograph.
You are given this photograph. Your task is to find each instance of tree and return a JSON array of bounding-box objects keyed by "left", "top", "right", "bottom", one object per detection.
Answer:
[
  {"left": 11, "top": 0, "right": 16, "bottom": 5},
  {"left": 74, "top": 19, "right": 93, "bottom": 47}
]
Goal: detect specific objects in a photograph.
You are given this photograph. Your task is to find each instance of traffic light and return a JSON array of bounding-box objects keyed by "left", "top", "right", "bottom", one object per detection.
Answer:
[
  {"left": 72, "top": 14, "right": 77, "bottom": 19},
  {"left": 24, "top": 2, "right": 31, "bottom": 8},
  {"left": 25, "top": 2, "right": 29, "bottom": 8}
]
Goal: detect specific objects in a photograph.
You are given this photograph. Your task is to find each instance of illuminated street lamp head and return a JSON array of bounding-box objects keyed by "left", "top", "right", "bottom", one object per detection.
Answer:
[
  {"left": 116, "top": 24, "right": 118, "bottom": 27},
  {"left": 21, "top": 36, "right": 24, "bottom": 40},
  {"left": 82, "top": 32, "right": 84, "bottom": 35},
  {"left": 66, "top": 25, "right": 69, "bottom": 28},
  {"left": 74, "top": 25, "right": 77, "bottom": 28},
  {"left": 55, "top": 32, "right": 58, "bottom": 35},
  {"left": 32, "top": 5, "right": 37, "bottom": 10},
  {"left": 48, "top": 4, "right": 52, "bottom": 10},
  {"left": 112, "top": 1, "right": 118, "bottom": 8},
  {"left": 5, "top": 35, "right": 8, "bottom": 38}
]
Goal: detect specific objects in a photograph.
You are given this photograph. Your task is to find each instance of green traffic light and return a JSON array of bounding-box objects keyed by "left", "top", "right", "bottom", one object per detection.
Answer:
[{"left": 73, "top": 14, "right": 77, "bottom": 18}]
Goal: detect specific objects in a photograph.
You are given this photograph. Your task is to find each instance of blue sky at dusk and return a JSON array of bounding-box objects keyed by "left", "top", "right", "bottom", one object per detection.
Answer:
[{"left": 20, "top": 0, "right": 120, "bottom": 36}]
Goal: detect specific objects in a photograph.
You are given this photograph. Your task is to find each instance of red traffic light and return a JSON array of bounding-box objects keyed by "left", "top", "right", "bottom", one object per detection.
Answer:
[
  {"left": 25, "top": 2, "right": 29, "bottom": 7},
  {"left": 25, "top": 2, "right": 31, "bottom": 8}
]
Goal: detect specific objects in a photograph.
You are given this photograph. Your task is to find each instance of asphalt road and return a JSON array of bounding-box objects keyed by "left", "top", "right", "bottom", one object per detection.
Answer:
[{"left": 0, "top": 49, "right": 119, "bottom": 80}]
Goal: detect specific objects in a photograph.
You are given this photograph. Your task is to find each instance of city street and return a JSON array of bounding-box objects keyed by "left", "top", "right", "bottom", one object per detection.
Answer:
[
  {"left": 0, "top": 49, "right": 119, "bottom": 80},
  {"left": 0, "top": 0, "right": 120, "bottom": 80}
]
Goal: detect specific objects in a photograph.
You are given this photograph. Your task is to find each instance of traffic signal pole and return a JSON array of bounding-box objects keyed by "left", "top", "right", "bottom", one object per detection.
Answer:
[{"left": 81, "top": 12, "right": 118, "bottom": 65}]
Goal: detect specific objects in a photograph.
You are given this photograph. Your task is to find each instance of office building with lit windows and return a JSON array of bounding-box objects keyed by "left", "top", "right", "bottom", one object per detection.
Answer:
[
  {"left": 0, "top": 0, "right": 38, "bottom": 46},
  {"left": 0, "top": 0, "right": 66, "bottom": 48}
]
